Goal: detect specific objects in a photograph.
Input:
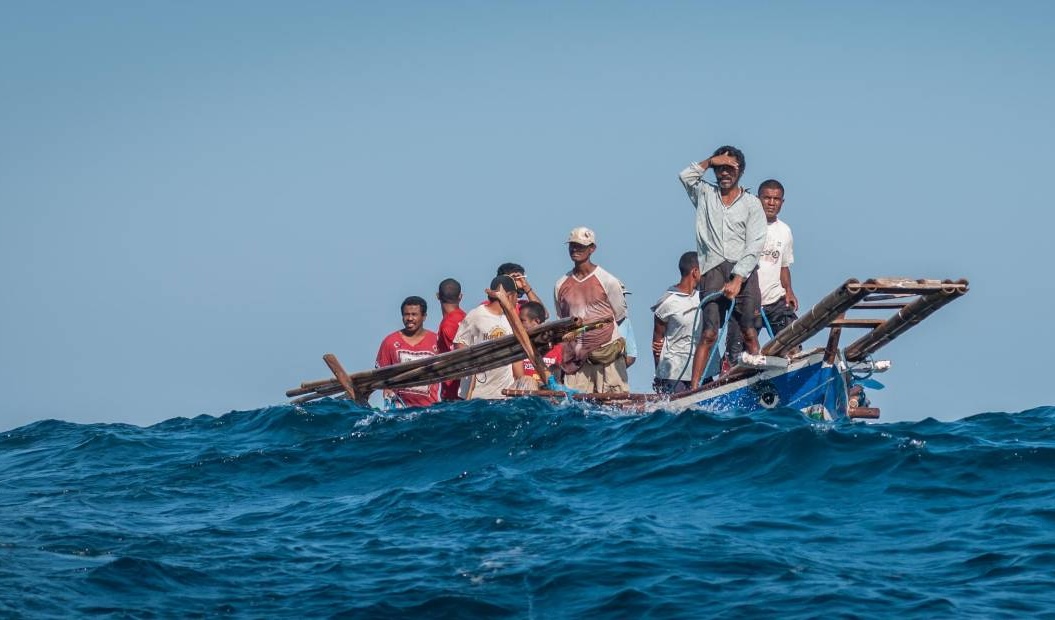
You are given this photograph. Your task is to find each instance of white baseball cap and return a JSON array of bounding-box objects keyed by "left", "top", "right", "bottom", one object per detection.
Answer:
[{"left": 567, "top": 226, "right": 596, "bottom": 245}]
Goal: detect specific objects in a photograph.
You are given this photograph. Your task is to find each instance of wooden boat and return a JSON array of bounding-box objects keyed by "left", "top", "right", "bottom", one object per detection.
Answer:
[{"left": 287, "top": 277, "right": 968, "bottom": 421}]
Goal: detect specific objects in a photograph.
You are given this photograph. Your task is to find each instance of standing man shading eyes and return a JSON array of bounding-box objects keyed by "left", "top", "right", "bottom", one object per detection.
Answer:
[{"left": 678, "top": 145, "right": 767, "bottom": 387}]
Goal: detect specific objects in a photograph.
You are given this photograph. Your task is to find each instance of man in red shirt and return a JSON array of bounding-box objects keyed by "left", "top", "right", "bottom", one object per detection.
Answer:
[
  {"left": 435, "top": 278, "right": 465, "bottom": 401},
  {"left": 375, "top": 296, "right": 440, "bottom": 408}
]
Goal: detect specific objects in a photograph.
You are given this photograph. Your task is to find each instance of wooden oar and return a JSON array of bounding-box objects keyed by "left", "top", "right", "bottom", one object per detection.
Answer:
[
  {"left": 323, "top": 353, "right": 361, "bottom": 402},
  {"left": 488, "top": 288, "right": 552, "bottom": 386}
]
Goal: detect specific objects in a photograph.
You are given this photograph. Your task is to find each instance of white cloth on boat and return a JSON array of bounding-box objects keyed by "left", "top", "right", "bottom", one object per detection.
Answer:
[
  {"left": 758, "top": 218, "right": 795, "bottom": 306},
  {"left": 617, "top": 314, "right": 638, "bottom": 360},
  {"left": 452, "top": 305, "right": 515, "bottom": 400}
]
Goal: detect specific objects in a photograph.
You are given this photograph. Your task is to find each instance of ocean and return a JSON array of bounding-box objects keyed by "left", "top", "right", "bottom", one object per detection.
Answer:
[{"left": 2, "top": 401, "right": 1054, "bottom": 618}]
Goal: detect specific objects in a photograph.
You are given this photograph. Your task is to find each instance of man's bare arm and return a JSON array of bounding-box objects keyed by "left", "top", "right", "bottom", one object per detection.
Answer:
[
  {"left": 652, "top": 316, "right": 667, "bottom": 368},
  {"left": 514, "top": 274, "right": 545, "bottom": 310},
  {"left": 780, "top": 267, "right": 798, "bottom": 311}
]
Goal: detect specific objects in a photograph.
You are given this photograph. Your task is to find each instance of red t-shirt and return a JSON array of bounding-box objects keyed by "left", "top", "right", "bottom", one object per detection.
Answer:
[
  {"left": 436, "top": 308, "right": 467, "bottom": 401},
  {"left": 523, "top": 344, "right": 564, "bottom": 377},
  {"left": 375, "top": 330, "right": 440, "bottom": 407}
]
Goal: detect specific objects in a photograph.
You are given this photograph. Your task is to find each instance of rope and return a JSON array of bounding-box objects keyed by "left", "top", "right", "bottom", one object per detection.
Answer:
[
  {"left": 672, "top": 290, "right": 735, "bottom": 388},
  {"left": 760, "top": 304, "right": 775, "bottom": 338},
  {"left": 546, "top": 373, "right": 581, "bottom": 395},
  {"left": 783, "top": 372, "right": 842, "bottom": 409},
  {"left": 383, "top": 391, "right": 407, "bottom": 410}
]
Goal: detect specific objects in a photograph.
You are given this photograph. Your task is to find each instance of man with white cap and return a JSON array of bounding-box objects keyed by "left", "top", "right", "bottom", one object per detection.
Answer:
[{"left": 553, "top": 227, "right": 630, "bottom": 393}]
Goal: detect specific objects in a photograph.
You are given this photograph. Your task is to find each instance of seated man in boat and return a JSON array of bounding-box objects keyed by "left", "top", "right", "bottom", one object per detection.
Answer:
[
  {"left": 435, "top": 278, "right": 466, "bottom": 401},
  {"left": 453, "top": 275, "right": 525, "bottom": 399},
  {"left": 724, "top": 178, "right": 800, "bottom": 367},
  {"left": 678, "top": 146, "right": 767, "bottom": 387},
  {"left": 554, "top": 227, "right": 630, "bottom": 393},
  {"left": 516, "top": 301, "right": 563, "bottom": 387},
  {"left": 652, "top": 251, "right": 706, "bottom": 394},
  {"left": 375, "top": 296, "right": 440, "bottom": 408}
]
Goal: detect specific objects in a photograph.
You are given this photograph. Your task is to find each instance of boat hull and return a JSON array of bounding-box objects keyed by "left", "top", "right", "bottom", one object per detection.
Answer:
[{"left": 657, "top": 352, "right": 849, "bottom": 421}]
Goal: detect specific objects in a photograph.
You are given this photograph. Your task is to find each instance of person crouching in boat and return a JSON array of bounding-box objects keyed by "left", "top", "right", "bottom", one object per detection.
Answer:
[
  {"left": 515, "top": 301, "right": 563, "bottom": 389},
  {"left": 554, "top": 227, "right": 630, "bottom": 393},
  {"left": 678, "top": 146, "right": 767, "bottom": 387},
  {"left": 375, "top": 296, "right": 440, "bottom": 408},
  {"left": 452, "top": 275, "right": 525, "bottom": 399}
]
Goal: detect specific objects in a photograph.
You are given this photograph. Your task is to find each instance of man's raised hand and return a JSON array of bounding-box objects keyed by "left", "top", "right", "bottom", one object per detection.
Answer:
[{"left": 708, "top": 153, "right": 740, "bottom": 172}]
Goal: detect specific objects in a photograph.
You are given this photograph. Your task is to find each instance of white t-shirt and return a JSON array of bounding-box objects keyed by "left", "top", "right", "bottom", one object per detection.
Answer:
[
  {"left": 452, "top": 305, "right": 515, "bottom": 399},
  {"left": 757, "top": 219, "right": 794, "bottom": 306},
  {"left": 651, "top": 288, "right": 701, "bottom": 381}
]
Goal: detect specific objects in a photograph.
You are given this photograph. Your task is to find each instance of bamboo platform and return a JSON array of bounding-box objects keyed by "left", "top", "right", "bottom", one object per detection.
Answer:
[
  {"left": 713, "top": 277, "right": 969, "bottom": 387},
  {"left": 286, "top": 317, "right": 611, "bottom": 404}
]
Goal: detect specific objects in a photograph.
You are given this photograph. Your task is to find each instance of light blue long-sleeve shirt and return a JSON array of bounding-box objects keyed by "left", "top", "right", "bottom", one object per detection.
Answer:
[{"left": 678, "top": 163, "right": 767, "bottom": 279}]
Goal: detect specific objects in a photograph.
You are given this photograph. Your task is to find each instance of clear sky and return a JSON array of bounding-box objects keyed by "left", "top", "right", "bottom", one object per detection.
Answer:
[{"left": 2, "top": 1, "right": 1052, "bottom": 429}]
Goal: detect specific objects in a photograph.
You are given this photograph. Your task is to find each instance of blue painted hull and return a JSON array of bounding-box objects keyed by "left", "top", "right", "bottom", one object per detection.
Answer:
[{"left": 660, "top": 352, "right": 850, "bottom": 421}]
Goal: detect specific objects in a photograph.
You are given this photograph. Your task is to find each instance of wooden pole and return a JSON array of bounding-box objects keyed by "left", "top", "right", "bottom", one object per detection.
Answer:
[
  {"left": 286, "top": 318, "right": 611, "bottom": 403},
  {"left": 322, "top": 353, "right": 358, "bottom": 401},
  {"left": 488, "top": 288, "right": 552, "bottom": 386},
  {"left": 843, "top": 280, "right": 968, "bottom": 361},
  {"left": 823, "top": 313, "right": 844, "bottom": 365},
  {"left": 761, "top": 279, "right": 868, "bottom": 357}
]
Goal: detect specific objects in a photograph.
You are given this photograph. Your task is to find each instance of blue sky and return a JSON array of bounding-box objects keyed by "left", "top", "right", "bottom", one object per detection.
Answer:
[{"left": 2, "top": 1, "right": 1052, "bottom": 429}]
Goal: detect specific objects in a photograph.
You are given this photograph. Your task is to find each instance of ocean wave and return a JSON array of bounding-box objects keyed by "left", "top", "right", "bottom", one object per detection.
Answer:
[{"left": 2, "top": 403, "right": 1054, "bottom": 617}]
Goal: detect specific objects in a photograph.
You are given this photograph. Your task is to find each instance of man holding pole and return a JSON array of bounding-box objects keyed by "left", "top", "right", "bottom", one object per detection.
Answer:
[
  {"left": 678, "top": 146, "right": 767, "bottom": 387},
  {"left": 453, "top": 275, "right": 525, "bottom": 399}
]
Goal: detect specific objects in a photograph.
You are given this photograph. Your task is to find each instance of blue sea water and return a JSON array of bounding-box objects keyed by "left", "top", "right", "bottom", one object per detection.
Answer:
[{"left": 2, "top": 401, "right": 1054, "bottom": 618}]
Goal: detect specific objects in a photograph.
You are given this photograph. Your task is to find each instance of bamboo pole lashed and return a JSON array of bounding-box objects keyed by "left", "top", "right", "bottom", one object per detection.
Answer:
[
  {"left": 286, "top": 317, "right": 610, "bottom": 403},
  {"left": 843, "top": 280, "right": 968, "bottom": 361}
]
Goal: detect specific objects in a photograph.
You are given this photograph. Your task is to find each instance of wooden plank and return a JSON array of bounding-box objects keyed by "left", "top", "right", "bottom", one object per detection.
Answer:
[
  {"left": 848, "top": 406, "right": 881, "bottom": 419},
  {"left": 824, "top": 313, "right": 844, "bottom": 365},
  {"left": 502, "top": 389, "right": 658, "bottom": 402},
  {"left": 322, "top": 353, "right": 358, "bottom": 401},
  {"left": 844, "top": 282, "right": 969, "bottom": 361},
  {"left": 851, "top": 302, "right": 912, "bottom": 310},
  {"left": 761, "top": 278, "right": 868, "bottom": 357},
  {"left": 846, "top": 278, "right": 969, "bottom": 296},
  {"left": 490, "top": 287, "right": 551, "bottom": 385},
  {"left": 829, "top": 318, "right": 887, "bottom": 328},
  {"left": 287, "top": 317, "right": 608, "bottom": 403}
]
